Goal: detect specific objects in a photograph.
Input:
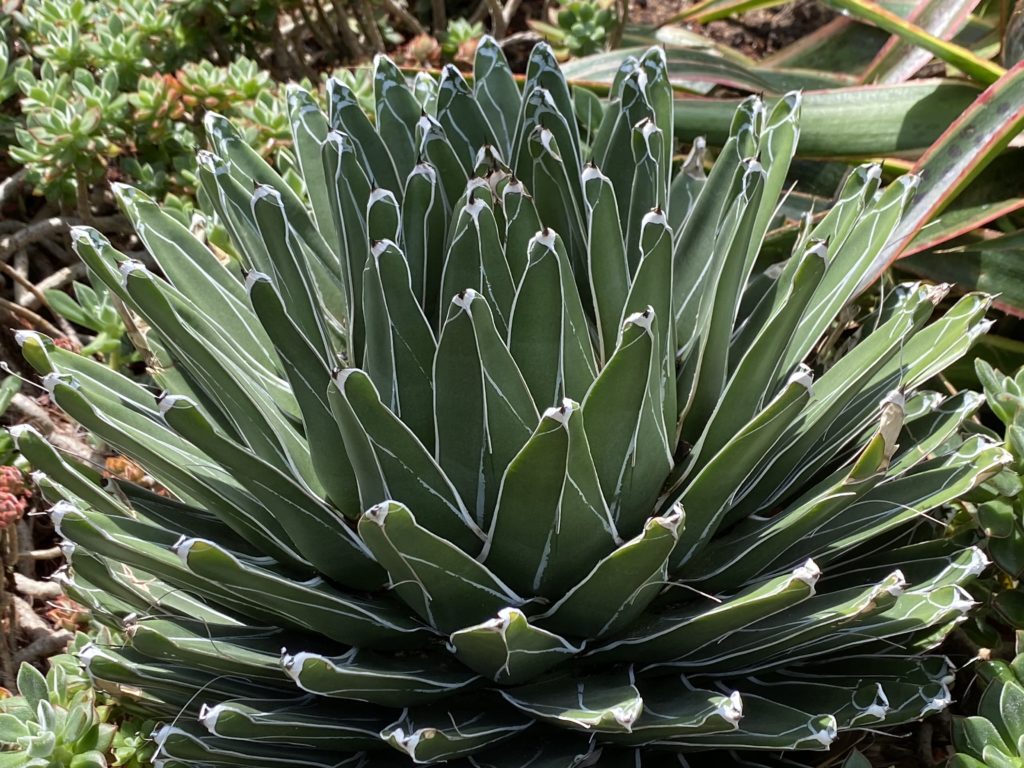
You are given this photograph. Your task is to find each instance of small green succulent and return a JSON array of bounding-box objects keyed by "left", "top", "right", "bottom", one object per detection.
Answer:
[
  {"left": 44, "top": 283, "right": 137, "bottom": 369},
  {"left": 950, "top": 641, "right": 1024, "bottom": 768},
  {"left": 530, "top": 0, "right": 616, "bottom": 57},
  {"left": 0, "top": 637, "right": 116, "bottom": 768}
]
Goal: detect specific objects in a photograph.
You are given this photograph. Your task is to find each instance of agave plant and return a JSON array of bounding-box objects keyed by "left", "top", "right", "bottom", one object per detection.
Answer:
[{"left": 9, "top": 40, "right": 1011, "bottom": 765}]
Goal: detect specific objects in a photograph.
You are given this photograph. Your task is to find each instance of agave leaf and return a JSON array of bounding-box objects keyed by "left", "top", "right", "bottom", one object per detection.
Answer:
[
  {"left": 669, "top": 372, "right": 814, "bottom": 569},
  {"left": 159, "top": 395, "right": 383, "bottom": 590},
  {"left": 582, "top": 309, "right": 673, "bottom": 533},
  {"left": 437, "top": 65, "right": 499, "bottom": 172},
  {"left": 518, "top": 43, "right": 582, "bottom": 171},
  {"left": 128, "top": 617, "right": 284, "bottom": 678},
  {"left": 863, "top": 0, "right": 982, "bottom": 83},
  {"left": 282, "top": 647, "right": 479, "bottom": 706},
  {"left": 588, "top": 560, "right": 820, "bottom": 664},
  {"left": 402, "top": 164, "right": 448, "bottom": 322},
  {"left": 535, "top": 506, "right": 683, "bottom": 638},
  {"left": 466, "top": 733, "right": 598, "bottom": 768},
  {"left": 357, "top": 501, "right": 524, "bottom": 633},
  {"left": 366, "top": 188, "right": 401, "bottom": 242},
  {"left": 199, "top": 698, "right": 388, "bottom": 751},
  {"left": 245, "top": 273, "right": 360, "bottom": 518},
  {"left": 523, "top": 128, "right": 587, "bottom": 276},
  {"left": 416, "top": 114, "right": 469, "bottom": 212},
  {"left": 624, "top": 121, "right": 665, "bottom": 272},
  {"left": 582, "top": 167, "right": 630, "bottom": 362},
  {"left": 381, "top": 705, "right": 532, "bottom": 763},
  {"left": 374, "top": 56, "right": 420, "bottom": 179},
  {"left": 474, "top": 37, "right": 520, "bottom": 158},
  {"left": 664, "top": 695, "right": 837, "bottom": 750},
  {"left": 448, "top": 608, "right": 580, "bottom": 686},
  {"left": 173, "top": 537, "right": 429, "bottom": 649},
  {"left": 438, "top": 184, "right": 516, "bottom": 334},
  {"left": 327, "top": 79, "right": 401, "bottom": 195},
  {"left": 328, "top": 368, "right": 484, "bottom": 553},
  {"left": 867, "top": 61, "right": 1024, "bottom": 289},
  {"left": 434, "top": 290, "right": 538, "bottom": 530},
  {"left": 601, "top": 682, "right": 741, "bottom": 744},
  {"left": 287, "top": 87, "right": 341, "bottom": 248},
  {"left": 508, "top": 230, "right": 597, "bottom": 409},
  {"left": 483, "top": 400, "right": 618, "bottom": 598},
  {"left": 153, "top": 723, "right": 352, "bottom": 767},
  {"left": 502, "top": 180, "right": 542, "bottom": 287},
  {"left": 500, "top": 673, "right": 642, "bottom": 733},
  {"left": 361, "top": 240, "right": 436, "bottom": 447}
]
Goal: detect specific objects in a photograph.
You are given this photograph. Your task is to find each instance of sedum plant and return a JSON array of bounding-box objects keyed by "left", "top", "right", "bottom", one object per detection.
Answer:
[
  {"left": 949, "top": 641, "right": 1024, "bottom": 768},
  {"left": 8, "top": 40, "right": 1013, "bottom": 765}
]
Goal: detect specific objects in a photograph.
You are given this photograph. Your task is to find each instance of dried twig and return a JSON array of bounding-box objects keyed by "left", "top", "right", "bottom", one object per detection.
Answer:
[
  {"left": 14, "top": 574, "right": 63, "bottom": 601},
  {"left": 0, "top": 296, "right": 63, "bottom": 336},
  {"left": 0, "top": 168, "right": 27, "bottom": 209},
  {"left": 18, "top": 547, "right": 63, "bottom": 562},
  {"left": 380, "top": 0, "right": 426, "bottom": 35},
  {"left": 12, "top": 630, "right": 73, "bottom": 667},
  {"left": 21, "top": 264, "right": 86, "bottom": 310}
]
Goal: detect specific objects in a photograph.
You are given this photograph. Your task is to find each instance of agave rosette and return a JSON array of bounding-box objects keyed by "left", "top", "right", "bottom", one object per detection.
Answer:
[{"left": 9, "top": 40, "right": 1010, "bottom": 766}]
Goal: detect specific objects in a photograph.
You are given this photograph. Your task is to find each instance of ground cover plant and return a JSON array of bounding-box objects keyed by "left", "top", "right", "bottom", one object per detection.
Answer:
[{"left": 4, "top": 37, "right": 1014, "bottom": 765}]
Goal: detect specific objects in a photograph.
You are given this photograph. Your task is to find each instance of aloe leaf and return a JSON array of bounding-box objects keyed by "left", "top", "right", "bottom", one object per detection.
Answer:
[
  {"left": 500, "top": 673, "right": 642, "bottom": 733},
  {"left": 866, "top": 61, "right": 1024, "bottom": 288},
  {"left": 322, "top": 131, "right": 371, "bottom": 364},
  {"left": 173, "top": 537, "right": 428, "bottom": 649},
  {"left": 448, "top": 608, "right": 580, "bottom": 685},
  {"left": 483, "top": 400, "right": 618, "bottom": 599},
  {"left": 474, "top": 37, "right": 521, "bottom": 158},
  {"left": 357, "top": 501, "right": 524, "bottom": 633},
  {"left": 674, "top": 80, "right": 982, "bottom": 156},
  {"left": 381, "top": 705, "right": 531, "bottom": 763},
  {"left": 361, "top": 240, "right": 437, "bottom": 446},
  {"left": 582, "top": 310, "right": 673, "bottom": 533},
  {"left": 824, "top": 0, "right": 1003, "bottom": 83},
  {"left": 434, "top": 290, "right": 538, "bottom": 530},
  {"left": 863, "top": 0, "right": 983, "bottom": 83},
  {"left": 282, "top": 647, "right": 478, "bottom": 706},
  {"left": 508, "top": 230, "right": 597, "bottom": 409},
  {"left": 535, "top": 506, "right": 682, "bottom": 638},
  {"left": 328, "top": 368, "right": 484, "bottom": 553},
  {"left": 159, "top": 395, "right": 383, "bottom": 590}
]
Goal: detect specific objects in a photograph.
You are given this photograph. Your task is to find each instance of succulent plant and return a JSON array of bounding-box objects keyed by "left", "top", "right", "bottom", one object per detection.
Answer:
[
  {"left": 10, "top": 41, "right": 1010, "bottom": 765},
  {"left": 950, "top": 641, "right": 1024, "bottom": 768},
  {"left": 0, "top": 637, "right": 117, "bottom": 768}
]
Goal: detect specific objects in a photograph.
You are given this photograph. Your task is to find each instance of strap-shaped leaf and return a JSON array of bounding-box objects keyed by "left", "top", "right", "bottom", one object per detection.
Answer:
[
  {"left": 669, "top": 372, "right": 814, "bottom": 569},
  {"left": 474, "top": 37, "right": 520, "bottom": 158},
  {"left": 246, "top": 273, "right": 360, "bottom": 518},
  {"left": 624, "top": 121, "right": 665, "bottom": 272},
  {"left": 358, "top": 501, "right": 524, "bottom": 633},
  {"left": 361, "top": 240, "right": 437, "bottom": 447},
  {"left": 581, "top": 309, "right": 672, "bottom": 533},
  {"left": 601, "top": 681, "right": 741, "bottom": 745},
  {"left": 483, "top": 399, "right": 618, "bottom": 598},
  {"left": 501, "top": 179, "right": 542, "bottom": 285},
  {"left": 416, "top": 114, "right": 468, "bottom": 212},
  {"left": 327, "top": 78, "right": 400, "bottom": 195},
  {"left": 438, "top": 184, "right": 516, "bottom": 334},
  {"left": 448, "top": 608, "right": 580, "bottom": 685},
  {"left": 287, "top": 86, "right": 340, "bottom": 247},
  {"left": 159, "top": 395, "right": 383, "bottom": 590},
  {"left": 583, "top": 166, "right": 629, "bottom": 362},
  {"left": 523, "top": 128, "right": 587, "bottom": 278},
  {"left": 508, "top": 230, "right": 597, "bottom": 409},
  {"left": 434, "top": 290, "right": 538, "bottom": 529},
  {"left": 322, "top": 131, "right": 371, "bottom": 365},
  {"left": 328, "top": 368, "right": 484, "bottom": 553},
  {"left": 667, "top": 138, "right": 707, "bottom": 234},
  {"left": 402, "top": 164, "right": 448, "bottom": 322},
  {"left": 153, "top": 723, "right": 354, "bottom": 767},
  {"left": 173, "top": 537, "right": 429, "bottom": 650},
  {"left": 366, "top": 188, "right": 401, "bottom": 242},
  {"left": 374, "top": 55, "right": 420, "bottom": 179},
  {"left": 381, "top": 705, "right": 531, "bottom": 763},
  {"left": 500, "top": 673, "right": 642, "bottom": 733},
  {"left": 535, "top": 506, "right": 682, "bottom": 638},
  {"left": 587, "top": 559, "right": 820, "bottom": 664},
  {"left": 437, "top": 64, "right": 498, "bottom": 172},
  {"left": 282, "top": 647, "right": 478, "bottom": 706},
  {"left": 199, "top": 698, "right": 388, "bottom": 751},
  {"left": 517, "top": 43, "right": 582, "bottom": 174},
  {"left": 127, "top": 617, "right": 286, "bottom": 681}
]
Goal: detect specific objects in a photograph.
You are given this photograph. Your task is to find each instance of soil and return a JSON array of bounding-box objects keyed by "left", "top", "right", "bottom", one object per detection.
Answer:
[{"left": 629, "top": 0, "right": 838, "bottom": 58}]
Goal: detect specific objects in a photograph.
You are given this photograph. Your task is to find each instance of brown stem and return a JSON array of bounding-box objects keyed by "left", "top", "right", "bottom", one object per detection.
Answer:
[
  {"left": 0, "top": 297, "right": 63, "bottom": 336},
  {"left": 352, "top": 0, "right": 387, "bottom": 52},
  {"left": 380, "top": 0, "right": 425, "bottom": 35}
]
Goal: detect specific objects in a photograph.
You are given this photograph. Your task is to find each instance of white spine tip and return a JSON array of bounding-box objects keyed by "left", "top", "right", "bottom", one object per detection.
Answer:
[
  {"left": 244, "top": 270, "right": 272, "bottom": 292},
  {"left": 543, "top": 399, "right": 577, "bottom": 425},
  {"left": 158, "top": 394, "right": 187, "bottom": 416},
  {"left": 793, "top": 558, "right": 821, "bottom": 586},
  {"left": 452, "top": 289, "right": 478, "bottom": 311}
]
